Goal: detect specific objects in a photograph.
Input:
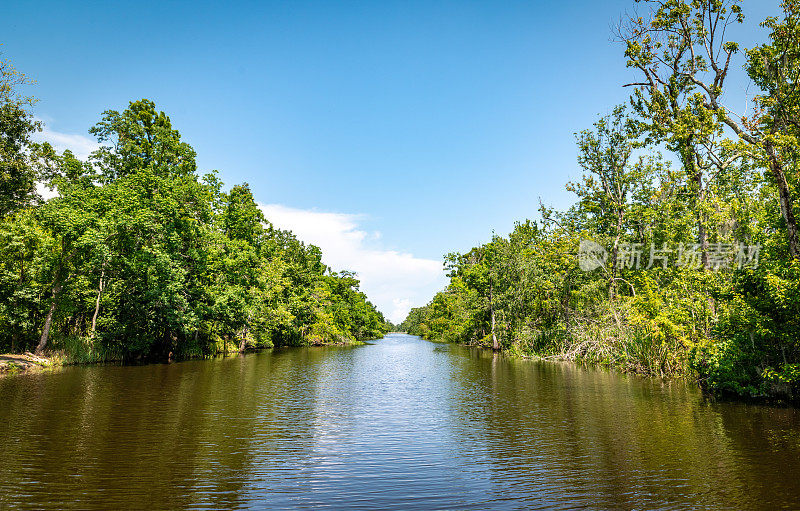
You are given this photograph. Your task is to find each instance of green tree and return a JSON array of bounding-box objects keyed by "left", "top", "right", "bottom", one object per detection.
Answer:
[
  {"left": 569, "top": 106, "right": 655, "bottom": 296},
  {"left": 620, "top": 0, "right": 746, "bottom": 268},
  {"left": 90, "top": 99, "right": 197, "bottom": 182},
  {"left": 0, "top": 54, "right": 40, "bottom": 217},
  {"left": 740, "top": 1, "right": 800, "bottom": 259}
]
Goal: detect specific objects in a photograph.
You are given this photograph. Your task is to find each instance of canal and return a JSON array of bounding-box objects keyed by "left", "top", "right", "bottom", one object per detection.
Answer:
[{"left": 1, "top": 333, "right": 799, "bottom": 509}]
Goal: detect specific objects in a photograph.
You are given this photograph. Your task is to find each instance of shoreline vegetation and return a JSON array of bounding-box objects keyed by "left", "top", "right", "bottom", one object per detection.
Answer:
[
  {"left": 0, "top": 58, "right": 390, "bottom": 367},
  {"left": 401, "top": 1, "right": 800, "bottom": 403},
  {"left": 0, "top": 339, "right": 370, "bottom": 376}
]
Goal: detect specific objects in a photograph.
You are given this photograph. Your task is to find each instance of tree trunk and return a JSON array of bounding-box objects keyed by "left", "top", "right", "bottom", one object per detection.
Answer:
[
  {"left": 610, "top": 213, "right": 623, "bottom": 299},
  {"left": 682, "top": 143, "right": 711, "bottom": 270},
  {"left": 35, "top": 282, "right": 63, "bottom": 355},
  {"left": 766, "top": 142, "right": 800, "bottom": 260},
  {"left": 90, "top": 265, "right": 106, "bottom": 336},
  {"left": 490, "top": 284, "right": 499, "bottom": 351},
  {"left": 692, "top": 166, "right": 711, "bottom": 271},
  {"left": 11, "top": 258, "right": 25, "bottom": 352},
  {"left": 238, "top": 328, "right": 247, "bottom": 354},
  {"left": 718, "top": 113, "right": 799, "bottom": 259},
  {"left": 698, "top": 214, "right": 710, "bottom": 270}
]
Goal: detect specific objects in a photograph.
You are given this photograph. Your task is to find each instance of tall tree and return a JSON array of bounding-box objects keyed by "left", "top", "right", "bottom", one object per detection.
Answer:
[
  {"left": 622, "top": 0, "right": 800, "bottom": 260},
  {"left": 741, "top": 0, "right": 800, "bottom": 258},
  {"left": 620, "top": 0, "right": 745, "bottom": 268},
  {"left": 0, "top": 54, "right": 40, "bottom": 217},
  {"left": 568, "top": 106, "right": 653, "bottom": 296},
  {"left": 89, "top": 99, "right": 197, "bottom": 182}
]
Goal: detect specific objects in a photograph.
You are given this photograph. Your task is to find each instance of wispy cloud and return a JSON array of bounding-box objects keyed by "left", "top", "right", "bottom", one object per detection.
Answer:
[
  {"left": 31, "top": 120, "right": 101, "bottom": 160},
  {"left": 260, "top": 204, "right": 446, "bottom": 324},
  {"left": 30, "top": 120, "right": 102, "bottom": 200}
]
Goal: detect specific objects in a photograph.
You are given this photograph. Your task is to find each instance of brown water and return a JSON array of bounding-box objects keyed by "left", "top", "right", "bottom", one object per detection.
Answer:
[{"left": 1, "top": 333, "right": 799, "bottom": 510}]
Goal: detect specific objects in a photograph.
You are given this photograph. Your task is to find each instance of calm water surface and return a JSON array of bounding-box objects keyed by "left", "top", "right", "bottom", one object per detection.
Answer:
[{"left": 1, "top": 333, "right": 799, "bottom": 510}]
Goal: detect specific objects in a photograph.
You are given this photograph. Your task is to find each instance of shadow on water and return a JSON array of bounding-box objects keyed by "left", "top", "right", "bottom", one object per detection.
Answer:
[{"left": 0, "top": 333, "right": 798, "bottom": 510}]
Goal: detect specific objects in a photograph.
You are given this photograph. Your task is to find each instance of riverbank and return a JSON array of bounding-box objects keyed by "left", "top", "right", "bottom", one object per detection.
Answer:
[
  {"left": 430, "top": 331, "right": 800, "bottom": 405},
  {"left": 0, "top": 335, "right": 376, "bottom": 376},
  {"left": 440, "top": 333, "right": 688, "bottom": 378},
  {"left": 0, "top": 353, "right": 59, "bottom": 375}
]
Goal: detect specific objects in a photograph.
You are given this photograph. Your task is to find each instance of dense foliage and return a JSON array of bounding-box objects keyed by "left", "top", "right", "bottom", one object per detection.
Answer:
[
  {"left": 402, "top": 0, "right": 800, "bottom": 400},
  {"left": 0, "top": 61, "right": 388, "bottom": 361}
]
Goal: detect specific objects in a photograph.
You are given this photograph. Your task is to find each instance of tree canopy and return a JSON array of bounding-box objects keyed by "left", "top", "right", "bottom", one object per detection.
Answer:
[{"left": 0, "top": 80, "right": 389, "bottom": 361}]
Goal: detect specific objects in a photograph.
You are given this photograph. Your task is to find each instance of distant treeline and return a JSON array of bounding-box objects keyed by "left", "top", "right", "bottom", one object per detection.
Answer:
[
  {"left": 0, "top": 61, "right": 389, "bottom": 362},
  {"left": 401, "top": 0, "right": 800, "bottom": 400}
]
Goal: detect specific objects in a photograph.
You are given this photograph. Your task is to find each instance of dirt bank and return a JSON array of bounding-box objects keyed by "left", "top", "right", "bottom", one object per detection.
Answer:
[{"left": 0, "top": 353, "right": 55, "bottom": 374}]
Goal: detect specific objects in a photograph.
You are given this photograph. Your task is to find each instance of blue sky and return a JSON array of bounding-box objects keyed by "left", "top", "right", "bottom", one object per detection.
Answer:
[{"left": 3, "top": 0, "right": 781, "bottom": 322}]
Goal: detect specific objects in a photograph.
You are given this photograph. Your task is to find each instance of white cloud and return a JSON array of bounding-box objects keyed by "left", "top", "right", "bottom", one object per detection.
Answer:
[
  {"left": 260, "top": 204, "right": 447, "bottom": 324},
  {"left": 35, "top": 182, "right": 59, "bottom": 201},
  {"left": 389, "top": 298, "right": 413, "bottom": 325},
  {"left": 29, "top": 120, "right": 101, "bottom": 201},
  {"left": 31, "top": 120, "right": 101, "bottom": 161}
]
